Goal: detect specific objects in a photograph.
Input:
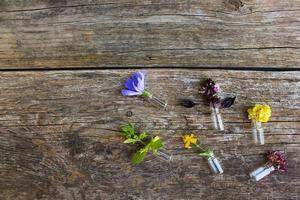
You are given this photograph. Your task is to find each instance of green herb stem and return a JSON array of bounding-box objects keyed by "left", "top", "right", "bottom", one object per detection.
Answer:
[{"left": 141, "top": 89, "right": 153, "bottom": 98}]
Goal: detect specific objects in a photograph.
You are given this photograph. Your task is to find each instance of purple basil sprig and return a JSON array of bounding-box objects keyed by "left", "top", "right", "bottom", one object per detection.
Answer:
[
  {"left": 201, "top": 79, "right": 221, "bottom": 107},
  {"left": 202, "top": 78, "right": 221, "bottom": 96},
  {"left": 266, "top": 151, "right": 287, "bottom": 173},
  {"left": 201, "top": 78, "right": 235, "bottom": 108}
]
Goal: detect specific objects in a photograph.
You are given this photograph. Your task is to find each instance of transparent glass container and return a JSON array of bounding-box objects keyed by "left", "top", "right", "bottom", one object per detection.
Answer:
[
  {"left": 153, "top": 148, "right": 173, "bottom": 162},
  {"left": 146, "top": 94, "right": 167, "bottom": 109},
  {"left": 252, "top": 121, "right": 264, "bottom": 145},
  {"left": 210, "top": 104, "right": 224, "bottom": 131},
  {"left": 208, "top": 157, "right": 223, "bottom": 174},
  {"left": 249, "top": 164, "right": 275, "bottom": 181}
]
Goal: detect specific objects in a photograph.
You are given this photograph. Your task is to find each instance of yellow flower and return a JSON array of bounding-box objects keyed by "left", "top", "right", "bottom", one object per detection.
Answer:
[
  {"left": 182, "top": 134, "right": 197, "bottom": 149},
  {"left": 247, "top": 104, "right": 272, "bottom": 123}
]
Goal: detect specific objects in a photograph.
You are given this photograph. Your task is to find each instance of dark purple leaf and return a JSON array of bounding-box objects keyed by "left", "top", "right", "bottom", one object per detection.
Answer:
[
  {"left": 180, "top": 99, "right": 196, "bottom": 108},
  {"left": 221, "top": 96, "right": 236, "bottom": 108}
]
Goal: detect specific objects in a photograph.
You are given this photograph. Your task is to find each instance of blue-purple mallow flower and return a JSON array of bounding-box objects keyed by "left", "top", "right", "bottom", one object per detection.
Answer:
[
  {"left": 122, "top": 71, "right": 145, "bottom": 96},
  {"left": 121, "top": 71, "right": 167, "bottom": 108}
]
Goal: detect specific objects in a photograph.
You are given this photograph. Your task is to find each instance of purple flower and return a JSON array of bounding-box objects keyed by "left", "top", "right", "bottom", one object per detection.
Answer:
[
  {"left": 121, "top": 71, "right": 145, "bottom": 96},
  {"left": 213, "top": 84, "right": 220, "bottom": 93},
  {"left": 201, "top": 79, "right": 220, "bottom": 96},
  {"left": 201, "top": 79, "right": 222, "bottom": 106}
]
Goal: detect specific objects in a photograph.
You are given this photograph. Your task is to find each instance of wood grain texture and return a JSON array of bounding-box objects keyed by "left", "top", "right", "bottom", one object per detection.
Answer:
[
  {"left": 0, "top": 69, "right": 299, "bottom": 200},
  {"left": 0, "top": 0, "right": 299, "bottom": 69}
]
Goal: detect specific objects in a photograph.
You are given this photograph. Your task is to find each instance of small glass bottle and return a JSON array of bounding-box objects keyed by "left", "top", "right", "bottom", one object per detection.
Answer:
[
  {"left": 252, "top": 120, "right": 264, "bottom": 145},
  {"left": 249, "top": 164, "right": 275, "bottom": 181},
  {"left": 207, "top": 156, "right": 223, "bottom": 174},
  {"left": 210, "top": 104, "right": 224, "bottom": 131},
  {"left": 143, "top": 90, "right": 167, "bottom": 109},
  {"left": 154, "top": 148, "right": 173, "bottom": 162},
  {"left": 147, "top": 94, "right": 167, "bottom": 108}
]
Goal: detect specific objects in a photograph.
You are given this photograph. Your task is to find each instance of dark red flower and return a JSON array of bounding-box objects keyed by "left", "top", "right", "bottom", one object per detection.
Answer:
[{"left": 266, "top": 151, "right": 287, "bottom": 173}]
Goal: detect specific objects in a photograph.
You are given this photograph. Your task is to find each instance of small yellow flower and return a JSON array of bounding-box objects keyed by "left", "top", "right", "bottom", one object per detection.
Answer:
[
  {"left": 247, "top": 104, "right": 272, "bottom": 123},
  {"left": 182, "top": 134, "right": 197, "bottom": 149}
]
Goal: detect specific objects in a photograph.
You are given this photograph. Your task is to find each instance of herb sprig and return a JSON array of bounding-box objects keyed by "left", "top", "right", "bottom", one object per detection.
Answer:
[
  {"left": 120, "top": 123, "right": 163, "bottom": 165},
  {"left": 201, "top": 78, "right": 236, "bottom": 108},
  {"left": 182, "top": 134, "right": 212, "bottom": 158}
]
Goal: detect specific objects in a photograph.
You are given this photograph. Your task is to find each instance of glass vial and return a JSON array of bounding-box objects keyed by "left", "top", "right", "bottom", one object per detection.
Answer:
[
  {"left": 208, "top": 157, "right": 223, "bottom": 174},
  {"left": 249, "top": 165, "right": 275, "bottom": 181},
  {"left": 154, "top": 148, "right": 173, "bottom": 162},
  {"left": 210, "top": 104, "right": 224, "bottom": 131},
  {"left": 147, "top": 94, "right": 167, "bottom": 109},
  {"left": 252, "top": 121, "right": 264, "bottom": 145}
]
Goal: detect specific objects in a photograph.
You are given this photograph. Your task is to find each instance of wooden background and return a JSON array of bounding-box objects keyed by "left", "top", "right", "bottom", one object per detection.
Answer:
[{"left": 0, "top": 0, "right": 299, "bottom": 200}]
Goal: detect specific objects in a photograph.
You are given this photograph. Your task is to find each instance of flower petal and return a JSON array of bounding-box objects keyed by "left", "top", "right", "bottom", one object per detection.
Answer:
[
  {"left": 136, "top": 77, "right": 145, "bottom": 92},
  {"left": 184, "top": 141, "right": 190, "bottom": 148},
  {"left": 191, "top": 138, "right": 197, "bottom": 144},
  {"left": 121, "top": 89, "right": 141, "bottom": 96},
  {"left": 124, "top": 71, "right": 145, "bottom": 92},
  {"left": 132, "top": 71, "right": 144, "bottom": 83},
  {"left": 124, "top": 77, "right": 138, "bottom": 91},
  {"left": 132, "top": 71, "right": 145, "bottom": 92}
]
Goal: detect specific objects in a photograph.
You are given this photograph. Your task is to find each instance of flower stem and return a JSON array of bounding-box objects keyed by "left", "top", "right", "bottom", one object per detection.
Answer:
[
  {"left": 194, "top": 143, "right": 206, "bottom": 152},
  {"left": 138, "top": 140, "right": 146, "bottom": 146}
]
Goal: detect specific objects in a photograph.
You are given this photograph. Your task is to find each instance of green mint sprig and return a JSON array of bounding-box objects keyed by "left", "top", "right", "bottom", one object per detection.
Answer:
[{"left": 120, "top": 123, "right": 163, "bottom": 165}]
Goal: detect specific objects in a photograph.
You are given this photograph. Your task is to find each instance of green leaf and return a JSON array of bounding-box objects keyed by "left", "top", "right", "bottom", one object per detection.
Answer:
[
  {"left": 120, "top": 122, "right": 135, "bottom": 137},
  {"left": 139, "top": 131, "right": 148, "bottom": 140},
  {"left": 148, "top": 136, "right": 163, "bottom": 152},
  {"left": 132, "top": 147, "right": 148, "bottom": 165},
  {"left": 123, "top": 138, "right": 137, "bottom": 144}
]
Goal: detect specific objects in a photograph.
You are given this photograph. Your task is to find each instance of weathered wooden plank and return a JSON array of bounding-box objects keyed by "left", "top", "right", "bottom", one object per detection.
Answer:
[
  {"left": 0, "top": 0, "right": 299, "bottom": 69},
  {"left": 0, "top": 69, "right": 299, "bottom": 199}
]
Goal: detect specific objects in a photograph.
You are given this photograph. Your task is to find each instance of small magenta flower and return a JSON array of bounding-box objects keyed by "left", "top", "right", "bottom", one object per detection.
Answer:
[
  {"left": 121, "top": 71, "right": 167, "bottom": 108},
  {"left": 213, "top": 84, "right": 221, "bottom": 94}
]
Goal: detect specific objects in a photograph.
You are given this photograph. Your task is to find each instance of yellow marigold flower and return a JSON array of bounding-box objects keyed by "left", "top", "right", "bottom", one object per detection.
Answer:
[
  {"left": 182, "top": 134, "right": 197, "bottom": 149},
  {"left": 247, "top": 104, "right": 271, "bottom": 123}
]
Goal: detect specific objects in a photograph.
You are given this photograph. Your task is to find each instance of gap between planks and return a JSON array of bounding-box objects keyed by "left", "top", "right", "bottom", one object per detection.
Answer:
[{"left": 0, "top": 66, "right": 300, "bottom": 72}]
